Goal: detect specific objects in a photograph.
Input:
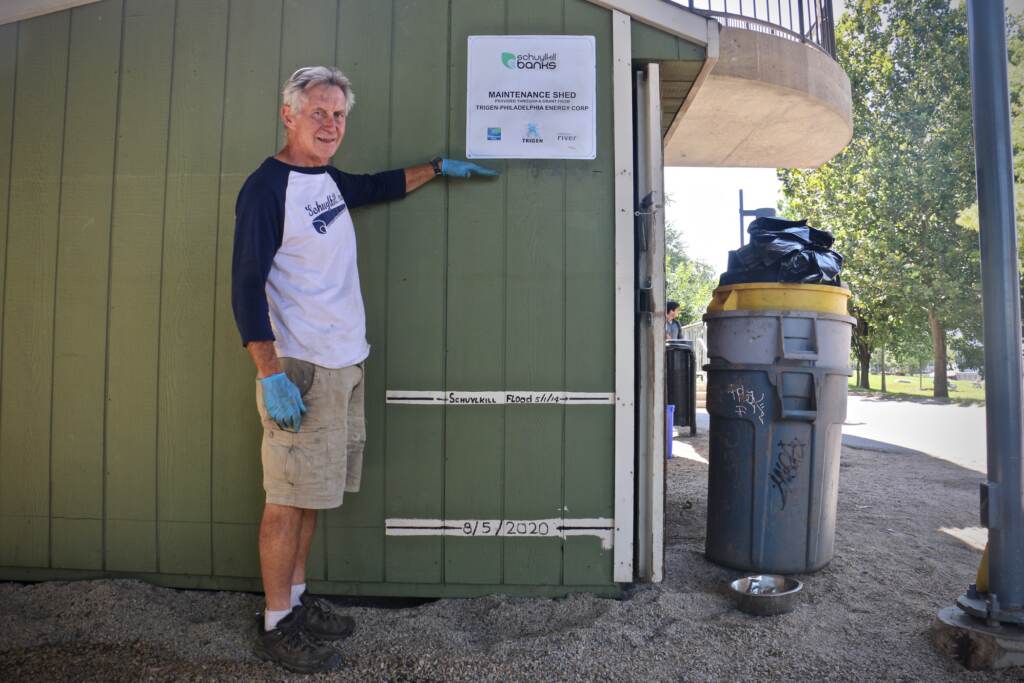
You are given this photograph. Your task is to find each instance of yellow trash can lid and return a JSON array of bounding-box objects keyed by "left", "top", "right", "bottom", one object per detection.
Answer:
[{"left": 707, "top": 283, "right": 851, "bottom": 316}]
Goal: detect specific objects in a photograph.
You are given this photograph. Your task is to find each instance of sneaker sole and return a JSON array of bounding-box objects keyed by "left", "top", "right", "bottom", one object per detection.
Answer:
[{"left": 253, "top": 642, "right": 343, "bottom": 674}]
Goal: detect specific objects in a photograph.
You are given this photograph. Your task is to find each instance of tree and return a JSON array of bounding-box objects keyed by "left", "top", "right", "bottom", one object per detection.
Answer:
[
  {"left": 956, "top": 23, "right": 1024, "bottom": 357},
  {"left": 779, "top": 0, "right": 983, "bottom": 398},
  {"left": 665, "top": 222, "right": 717, "bottom": 326}
]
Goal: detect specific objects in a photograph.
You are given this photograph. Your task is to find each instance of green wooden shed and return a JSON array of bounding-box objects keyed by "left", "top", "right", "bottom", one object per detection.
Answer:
[{"left": 0, "top": 0, "right": 851, "bottom": 596}]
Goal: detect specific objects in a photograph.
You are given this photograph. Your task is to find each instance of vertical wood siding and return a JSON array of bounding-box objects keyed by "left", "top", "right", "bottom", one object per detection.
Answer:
[
  {"left": 51, "top": 0, "right": 122, "bottom": 571},
  {"left": 0, "top": 22, "right": 18, "bottom": 565},
  {"left": 211, "top": 0, "right": 283, "bottom": 579},
  {"left": 0, "top": 0, "right": 683, "bottom": 593},
  {"left": 1, "top": 10, "right": 70, "bottom": 568},
  {"left": 444, "top": 0, "right": 506, "bottom": 587}
]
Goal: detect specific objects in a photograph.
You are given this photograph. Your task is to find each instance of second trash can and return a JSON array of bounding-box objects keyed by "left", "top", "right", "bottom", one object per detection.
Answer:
[
  {"left": 666, "top": 340, "right": 697, "bottom": 436},
  {"left": 703, "top": 283, "right": 854, "bottom": 574}
]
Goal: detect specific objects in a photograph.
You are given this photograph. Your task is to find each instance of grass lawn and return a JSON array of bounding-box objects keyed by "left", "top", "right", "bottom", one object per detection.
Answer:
[{"left": 848, "top": 373, "right": 986, "bottom": 402}]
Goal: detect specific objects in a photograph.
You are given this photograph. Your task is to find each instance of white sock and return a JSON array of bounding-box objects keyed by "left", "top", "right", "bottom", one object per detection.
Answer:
[
  {"left": 290, "top": 583, "right": 306, "bottom": 608},
  {"left": 264, "top": 607, "right": 292, "bottom": 632}
]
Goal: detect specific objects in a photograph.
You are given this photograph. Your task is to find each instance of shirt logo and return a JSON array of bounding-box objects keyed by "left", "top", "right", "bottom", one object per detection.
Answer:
[
  {"left": 305, "top": 192, "right": 346, "bottom": 234},
  {"left": 311, "top": 204, "right": 347, "bottom": 234}
]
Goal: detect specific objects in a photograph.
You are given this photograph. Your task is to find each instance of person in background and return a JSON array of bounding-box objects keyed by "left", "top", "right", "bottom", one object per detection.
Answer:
[{"left": 666, "top": 300, "right": 683, "bottom": 340}]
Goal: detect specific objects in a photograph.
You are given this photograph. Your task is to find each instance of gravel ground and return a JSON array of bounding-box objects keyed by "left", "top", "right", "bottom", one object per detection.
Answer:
[{"left": 1, "top": 431, "right": 1016, "bottom": 681}]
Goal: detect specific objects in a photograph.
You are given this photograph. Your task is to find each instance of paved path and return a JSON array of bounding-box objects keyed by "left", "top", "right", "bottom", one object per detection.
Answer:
[
  {"left": 688, "top": 394, "right": 988, "bottom": 473},
  {"left": 842, "top": 394, "right": 987, "bottom": 473}
]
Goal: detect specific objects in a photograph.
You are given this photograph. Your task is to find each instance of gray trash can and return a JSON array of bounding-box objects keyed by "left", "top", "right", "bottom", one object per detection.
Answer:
[
  {"left": 703, "top": 293, "right": 854, "bottom": 574},
  {"left": 705, "top": 310, "right": 854, "bottom": 368}
]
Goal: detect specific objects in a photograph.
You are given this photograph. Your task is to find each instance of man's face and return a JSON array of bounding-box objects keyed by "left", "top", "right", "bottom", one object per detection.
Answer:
[
  {"left": 282, "top": 84, "right": 347, "bottom": 165},
  {"left": 667, "top": 308, "right": 678, "bottom": 321}
]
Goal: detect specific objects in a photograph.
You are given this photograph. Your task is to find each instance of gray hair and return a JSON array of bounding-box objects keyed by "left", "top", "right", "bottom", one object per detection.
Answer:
[{"left": 281, "top": 66, "right": 355, "bottom": 115}]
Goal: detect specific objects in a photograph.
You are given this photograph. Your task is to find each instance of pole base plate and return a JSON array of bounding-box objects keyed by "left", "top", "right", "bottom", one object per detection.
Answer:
[{"left": 933, "top": 606, "right": 1024, "bottom": 670}]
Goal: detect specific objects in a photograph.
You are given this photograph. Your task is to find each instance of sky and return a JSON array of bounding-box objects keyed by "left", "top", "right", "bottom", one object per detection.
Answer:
[
  {"left": 662, "top": 1, "right": 838, "bottom": 276},
  {"left": 663, "top": 0, "right": 1024, "bottom": 277},
  {"left": 664, "top": 167, "right": 782, "bottom": 275}
]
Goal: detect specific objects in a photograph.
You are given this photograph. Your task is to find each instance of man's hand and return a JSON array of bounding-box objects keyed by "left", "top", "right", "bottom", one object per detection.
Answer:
[
  {"left": 440, "top": 159, "right": 499, "bottom": 178},
  {"left": 403, "top": 159, "right": 500, "bottom": 193},
  {"left": 260, "top": 373, "right": 307, "bottom": 431}
]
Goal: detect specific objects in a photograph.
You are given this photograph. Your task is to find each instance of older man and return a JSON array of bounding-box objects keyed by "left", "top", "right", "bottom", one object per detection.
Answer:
[{"left": 232, "top": 66, "right": 496, "bottom": 673}]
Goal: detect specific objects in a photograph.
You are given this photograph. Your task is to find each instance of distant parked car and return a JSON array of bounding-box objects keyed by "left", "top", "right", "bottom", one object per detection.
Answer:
[{"left": 925, "top": 363, "right": 960, "bottom": 380}]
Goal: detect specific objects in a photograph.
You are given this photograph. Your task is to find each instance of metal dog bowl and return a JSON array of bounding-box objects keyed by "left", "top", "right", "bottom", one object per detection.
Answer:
[{"left": 729, "top": 574, "right": 803, "bottom": 616}]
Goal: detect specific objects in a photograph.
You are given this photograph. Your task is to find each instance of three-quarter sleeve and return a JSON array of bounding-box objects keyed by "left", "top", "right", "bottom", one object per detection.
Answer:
[
  {"left": 329, "top": 168, "right": 407, "bottom": 208},
  {"left": 231, "top": 174, "right": 285, "bottom": 346}
]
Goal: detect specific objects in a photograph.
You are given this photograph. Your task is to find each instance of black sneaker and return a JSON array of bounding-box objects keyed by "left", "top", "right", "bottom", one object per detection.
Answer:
[
  {"left": 254, "top": 609, "right": 343, "bottom": 673},
  {"left": 299, "top": 592, "right": 357, "bottom": 641}
]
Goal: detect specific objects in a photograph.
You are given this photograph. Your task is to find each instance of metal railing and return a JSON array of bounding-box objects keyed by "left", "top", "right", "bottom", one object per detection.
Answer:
[
  {"left": 679, "top": 321, "right": 708, "bottom": 384},
  {"left": 682, "top": 0, "right": 837, "bottom": 59}
]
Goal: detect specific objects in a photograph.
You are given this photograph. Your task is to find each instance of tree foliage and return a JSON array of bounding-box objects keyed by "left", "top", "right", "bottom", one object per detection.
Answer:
[
  {"left": 956, "top": 18, "right": 1024, "bottom": 260},
  {"left": 779, "top": 0, "right": 983, "bottom": 397},
  {"left": 665, "top": 222, "right": 717, "bottom": 326}
]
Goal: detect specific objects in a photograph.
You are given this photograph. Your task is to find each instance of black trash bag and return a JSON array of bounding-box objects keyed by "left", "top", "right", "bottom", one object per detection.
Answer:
[
  {"left": 750, "top": 215, "right": 835, "bottom": 248},
  {"left": 778, "top": 248, "right": 844, "bottom": 284},
  {"left": 719, "top": 216, "right": 844, "bottom": 286}
]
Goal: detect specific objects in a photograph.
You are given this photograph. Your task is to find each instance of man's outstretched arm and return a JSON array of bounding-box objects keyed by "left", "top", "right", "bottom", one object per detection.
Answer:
[
  {"left": 404, "top": 163, "right": 437, "bottom": 194},
  {"left": 403, "top": 158, "right": 499, "bottom": 194}
]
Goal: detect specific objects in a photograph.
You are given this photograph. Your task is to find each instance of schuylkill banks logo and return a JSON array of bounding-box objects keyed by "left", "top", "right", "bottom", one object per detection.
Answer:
[
  {"left": 305, "top": 193, "right": 347, "bottom": 234},
  {"left": 501, "top": 50, "right": 557, "bottom": 70}
]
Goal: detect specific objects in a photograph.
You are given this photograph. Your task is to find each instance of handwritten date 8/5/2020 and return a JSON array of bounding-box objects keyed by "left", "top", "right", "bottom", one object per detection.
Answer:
[{"left": 461, "top": 520, "right": 553, "bottom": 537}]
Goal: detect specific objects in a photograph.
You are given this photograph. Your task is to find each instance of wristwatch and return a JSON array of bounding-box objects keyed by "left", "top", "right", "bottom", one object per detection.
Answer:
[{"left": 430, "top": 157, "right": 443, "bottom": 176}]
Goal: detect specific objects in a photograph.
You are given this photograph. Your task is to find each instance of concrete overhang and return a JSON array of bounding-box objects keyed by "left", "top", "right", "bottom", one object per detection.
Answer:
[
  {"left": 664, "top": 26, "right": 853, "bottom": 169},
  {"left": 0, "top": 0, "right": 101, "bottom": 26}
]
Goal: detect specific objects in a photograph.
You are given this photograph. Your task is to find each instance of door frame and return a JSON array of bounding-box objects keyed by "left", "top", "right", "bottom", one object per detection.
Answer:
[
  {"left": 633, "top": 62, "right": 666, "bottom": 583},
  {"left": 611, "top": 9, "right": 636, "bottom": 583}
]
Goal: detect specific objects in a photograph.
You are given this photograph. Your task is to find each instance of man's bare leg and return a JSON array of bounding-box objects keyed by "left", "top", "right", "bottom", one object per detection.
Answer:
[
  {"left": 290, "top": 509, "right": 318, "bottom": 586},
  {"left": 259, "top": 503, "right": 303, "bottom": 612}
]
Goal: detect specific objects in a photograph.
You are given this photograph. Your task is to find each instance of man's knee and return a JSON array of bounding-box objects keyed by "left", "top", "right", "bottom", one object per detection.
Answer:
[{"left": 261, "top": 503, "right": 306, "bottom": 537}]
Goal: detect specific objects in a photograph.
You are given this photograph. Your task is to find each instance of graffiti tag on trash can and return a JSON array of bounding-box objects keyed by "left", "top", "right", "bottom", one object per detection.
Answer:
[
  {"left": 726, "top": 384, "right": 766, "bottom": 424},
  {"left": 771, "top": 438, "right": 806, "bottom": 510}
]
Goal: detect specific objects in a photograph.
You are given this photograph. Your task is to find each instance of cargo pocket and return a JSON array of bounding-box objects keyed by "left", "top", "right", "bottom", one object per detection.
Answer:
[
  {"left": 324, "top": 428, "right": 349, "bottom": 492},
  {"left": 280, "top": 357, "right": 316, "bottom": 397},
  {"left": 261, "top": 427, "right": 297, "bottom": 498},
  {"left": 289, "top": 429, "right": 333, "bottom": 492}
]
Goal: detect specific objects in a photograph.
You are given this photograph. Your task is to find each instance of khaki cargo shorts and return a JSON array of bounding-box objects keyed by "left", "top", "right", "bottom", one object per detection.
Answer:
[{"left": 255, "top": 358, "right": 365, "bottom": 509}]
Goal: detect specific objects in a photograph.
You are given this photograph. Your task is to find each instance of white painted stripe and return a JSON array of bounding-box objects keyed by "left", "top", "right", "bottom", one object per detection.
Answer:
[
  {"left": 612, "top": 9, "right": 636, "bottom": 584},
  {"left": 385, "top": 390, "right": 614, "bottom": 406},
  {"left": 385, "top": 518, "right": 614, "bottom": 550},
  {"left": 387, "top": 517, "right": 613, "bottom": 527}
]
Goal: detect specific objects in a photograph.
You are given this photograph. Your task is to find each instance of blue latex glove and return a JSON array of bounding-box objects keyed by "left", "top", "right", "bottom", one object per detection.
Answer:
[
  {"left": 441, "top": 159, "right": 500, "bottom": 178},
  {"left": 260, "top": 373, "right": 307, "bottom": 431}
]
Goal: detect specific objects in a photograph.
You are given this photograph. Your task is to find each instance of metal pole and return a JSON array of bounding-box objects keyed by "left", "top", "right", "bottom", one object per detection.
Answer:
[
  {"left": 739, "top": 189, "right": 745, "bottom": 246},
  {"left": 965, "top": 0, "right": 1024, "bottom": 620}
]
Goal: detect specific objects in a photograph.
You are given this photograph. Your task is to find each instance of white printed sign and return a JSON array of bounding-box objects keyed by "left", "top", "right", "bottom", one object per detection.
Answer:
[
  {"left": 385, "top": 390, "right": 614, "bottom": 406},
  {"left": 386, "top": 518, "right": 613, "bottom": 549},
  {"left": 466, "top": 35, "right": 596, "bottom": 160}
]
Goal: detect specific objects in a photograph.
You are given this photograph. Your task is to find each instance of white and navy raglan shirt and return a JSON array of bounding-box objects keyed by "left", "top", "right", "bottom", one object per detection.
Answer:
[{"left": 232, "top": 157, "right": 405, "bottom": 368}]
